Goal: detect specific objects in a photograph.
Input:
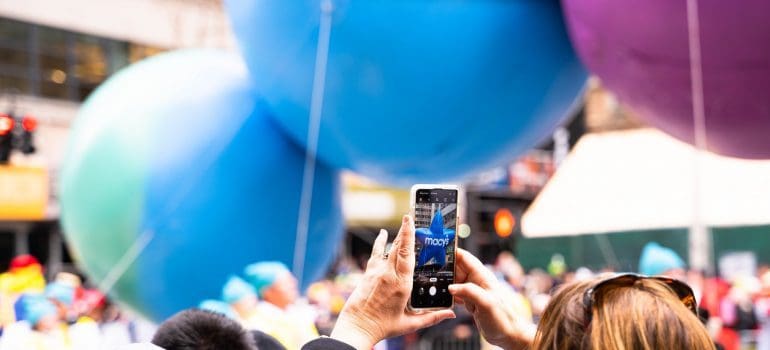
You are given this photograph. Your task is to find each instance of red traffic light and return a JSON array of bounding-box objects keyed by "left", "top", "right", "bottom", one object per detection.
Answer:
[
  {"left": 0, "top": 114, "right": 14, "bottom": 136},
  {"left": 22, "top": 115, "right": 37, "bottom": 132},
  {"left": 494, "top": 208, "right": 516, "bottom": 238},
  {"left": 21, "top": 115, "right": 37, "bottom": 132}
]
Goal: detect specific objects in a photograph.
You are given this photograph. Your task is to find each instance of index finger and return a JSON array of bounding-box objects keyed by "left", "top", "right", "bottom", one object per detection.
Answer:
[
  {"left": 369, "top": 229, "right": 388, "bottom": 261},
  {"left": 390, "top": 214, "right": 415, "bottom": 276}
]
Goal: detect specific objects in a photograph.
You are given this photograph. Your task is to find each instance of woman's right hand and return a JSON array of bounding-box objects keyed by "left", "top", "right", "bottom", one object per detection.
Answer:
[{"left": 449, "top": 249, "right": 536, "bottom": 350}]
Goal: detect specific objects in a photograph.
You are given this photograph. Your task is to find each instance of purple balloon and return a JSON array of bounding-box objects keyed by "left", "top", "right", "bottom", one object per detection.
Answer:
[{"left": 563, "top": 0, "right": 770, "bottom": 159}]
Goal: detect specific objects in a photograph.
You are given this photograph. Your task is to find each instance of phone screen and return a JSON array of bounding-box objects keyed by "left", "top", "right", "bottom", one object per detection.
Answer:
[{"left": 411, "top": 187, "right": 457, "bottom": 309}]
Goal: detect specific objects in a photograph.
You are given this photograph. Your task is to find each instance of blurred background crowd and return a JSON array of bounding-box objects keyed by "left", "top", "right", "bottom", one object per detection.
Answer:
[
  {"left": 0, "top": 254, "right": 156, "bottom": 349},
  {"left": 7, "top": 241, "right": 769, "bottom": 350},
  {"left": 306, "top": 243, "right": 770, "bottom": 350}
]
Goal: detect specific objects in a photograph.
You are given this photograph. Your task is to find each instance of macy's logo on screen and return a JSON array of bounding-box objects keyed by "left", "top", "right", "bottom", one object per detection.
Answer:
[{"left": 424, "top": 237, "right": 450, "bottom": 247}]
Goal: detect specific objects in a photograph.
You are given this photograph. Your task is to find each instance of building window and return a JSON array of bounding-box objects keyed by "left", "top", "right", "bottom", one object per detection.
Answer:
[
  {"left": 0, "top": 19, "right": 33, "bottom": 95},
  {"left": 0, "top": 17, "right": 164, "bottom": 102}
]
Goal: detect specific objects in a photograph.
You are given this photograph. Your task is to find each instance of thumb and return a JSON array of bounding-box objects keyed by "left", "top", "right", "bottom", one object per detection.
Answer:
[
  {"left": 406, "top": 309, "right": 456, "bottom": 332},
  {"left": 449, "top": 283, "right": 494, "bottom": 311}
]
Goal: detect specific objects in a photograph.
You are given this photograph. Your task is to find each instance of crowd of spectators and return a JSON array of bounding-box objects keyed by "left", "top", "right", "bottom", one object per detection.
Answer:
[
  {"left": 1, "top": 241, "right": 769, "bottom": 350},
  {"left": 303, "top": 242, "right": 770, "bottom": 350},
  {"left": 0, "top": 254, "right": 155, "bottom": 349}
]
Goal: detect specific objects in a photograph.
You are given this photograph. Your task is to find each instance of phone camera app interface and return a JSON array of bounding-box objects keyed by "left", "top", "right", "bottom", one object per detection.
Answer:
[{"left": 412, "top": 188, "right": 457, "bottom": 308}]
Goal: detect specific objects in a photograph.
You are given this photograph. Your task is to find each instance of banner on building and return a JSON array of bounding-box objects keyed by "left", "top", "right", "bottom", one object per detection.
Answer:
[{"left": 0, "top": 166, "right": 48, "bottom": 220}]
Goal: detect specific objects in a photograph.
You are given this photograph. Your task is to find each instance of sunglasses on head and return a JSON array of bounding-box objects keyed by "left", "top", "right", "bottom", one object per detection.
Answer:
[{"left": 582, "top": 273, "right": 698, "bottom": 327}]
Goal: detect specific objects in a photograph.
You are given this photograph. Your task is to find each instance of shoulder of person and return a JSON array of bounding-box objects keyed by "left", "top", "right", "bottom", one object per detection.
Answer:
[
  {"left": 302, "top": 337, "right": 356, "bottom": 350},
  {"left": 117, "top": 343, "right": 165, "bottom": 350}
]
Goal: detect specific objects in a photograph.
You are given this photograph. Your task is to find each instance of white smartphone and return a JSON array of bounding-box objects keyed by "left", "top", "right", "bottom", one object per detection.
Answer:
[{"left": 407, "top": 184, "right": 459, "bottom": 311}]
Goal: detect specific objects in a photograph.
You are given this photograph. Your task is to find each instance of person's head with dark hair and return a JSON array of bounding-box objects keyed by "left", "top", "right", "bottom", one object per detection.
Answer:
[
  {"left": 152, "top": 309, "right": 257, "bottom": 350},
  {"left": 250, "top": 330, "right": 286, "bottom": 350}
]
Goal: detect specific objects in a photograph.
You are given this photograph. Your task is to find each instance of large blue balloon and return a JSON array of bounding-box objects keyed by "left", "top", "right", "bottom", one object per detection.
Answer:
[
  {"left": 60, "top": 49, "right": 343, "bottom": 321},
  {"left": 226, "top": 0, "right": 586, "bottom": 186}
]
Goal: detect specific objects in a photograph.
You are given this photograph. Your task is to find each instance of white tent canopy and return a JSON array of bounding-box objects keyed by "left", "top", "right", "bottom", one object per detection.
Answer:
[{"left": 522, "top": 129, "right": 770, "bottom": 238}]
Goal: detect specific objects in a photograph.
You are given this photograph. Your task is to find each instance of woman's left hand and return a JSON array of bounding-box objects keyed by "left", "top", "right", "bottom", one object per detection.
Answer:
[{"left": 330, "top": 215, "right": 456, "bottom": 350}]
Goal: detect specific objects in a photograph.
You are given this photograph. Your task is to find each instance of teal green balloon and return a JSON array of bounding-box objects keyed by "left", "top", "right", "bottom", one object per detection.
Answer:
[
  {"left": 60, "top": 49, "right": 343, "bottom": 321},
  {"left": 60, "top": 54, "right": 162, "bottom": 309}
]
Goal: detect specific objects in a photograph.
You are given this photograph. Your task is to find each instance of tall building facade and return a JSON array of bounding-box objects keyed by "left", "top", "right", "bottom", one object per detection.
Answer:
[{"left": 0, "top": 0, "right": 232, "bottom": 274}]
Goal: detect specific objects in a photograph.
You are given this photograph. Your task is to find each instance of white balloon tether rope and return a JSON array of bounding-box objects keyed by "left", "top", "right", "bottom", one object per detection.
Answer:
[
  {"left": 96, "top": 230, "right": 154, "bottom": 294},
  {"left": 293, "top": 0, "right": 334, "bottom": 284},
  {"left": 686, "top": 0, "right": 714, "bottom": 271},
  {"left": 686, "top": 0, "right": 707, "bottom": 150}
]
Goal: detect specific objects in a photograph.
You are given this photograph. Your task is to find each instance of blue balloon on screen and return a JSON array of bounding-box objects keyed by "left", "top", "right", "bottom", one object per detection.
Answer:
[
  {"left": 416, "top": 211, "right": 455, "bottom": 268},
  {"left": 60, "top": 49, "right": 343, "bottom": 321},
  {"left": 225, "top": 0, "right": 586, "bottom": 186}
]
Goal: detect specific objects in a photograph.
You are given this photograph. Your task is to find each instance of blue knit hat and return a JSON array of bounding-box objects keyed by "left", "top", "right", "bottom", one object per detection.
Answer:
[
  {"left": 45, "top": 282, "right": 75, "bottom": 306},
  {"left": 221, "top": 275, "right": 256, "bottom": 304},
  {"left": 243, "top": 261, "right": 290, "bottom": 297},
  {"left": 198, "top": 299, "right": 238, "bottom": 320},
  {"left": 639, "top": 242, "right": 685, "bottom": 276},
  {"left": 21, "top": 294, "right": 57, "bottom": 326}
]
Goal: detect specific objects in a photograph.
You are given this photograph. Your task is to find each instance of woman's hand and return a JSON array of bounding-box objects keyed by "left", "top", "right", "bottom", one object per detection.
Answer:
[
  {"left": 449, "top": 249, "right": 536, "bottom": 350},
  {"left": 330, "top": 215, "right": 456, "bottom": 350}
]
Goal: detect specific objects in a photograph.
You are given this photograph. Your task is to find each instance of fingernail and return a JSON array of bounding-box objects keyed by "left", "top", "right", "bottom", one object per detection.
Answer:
[
  {"left": 379, "top": 229, "right": 387, "bottom": 237},
  {"left": 448, "top": 285, "right": 457, "bottom": 293},
  {"left": 403, "top": 215, "right": 410, "bottom": 224}
]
